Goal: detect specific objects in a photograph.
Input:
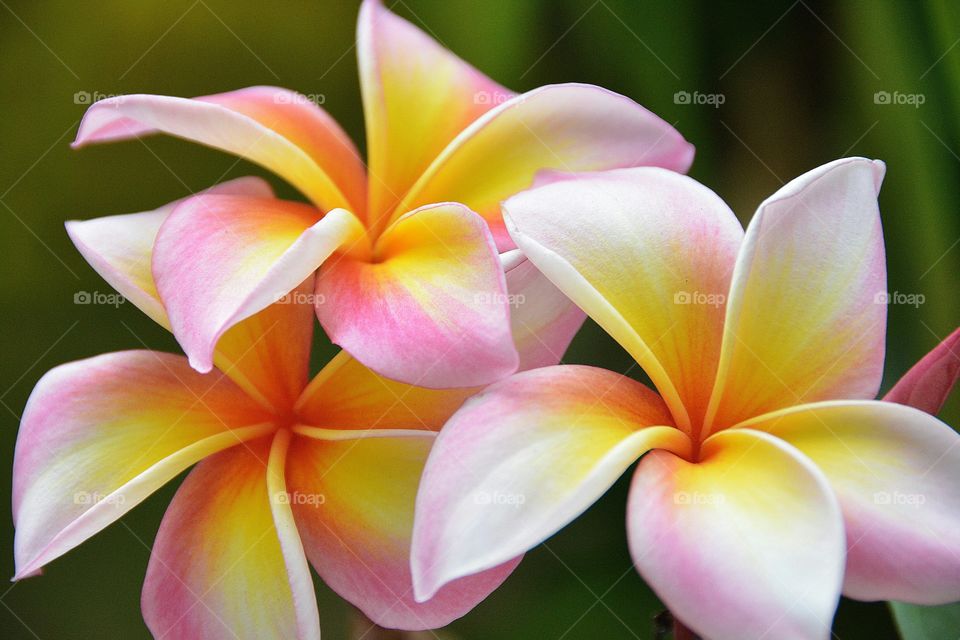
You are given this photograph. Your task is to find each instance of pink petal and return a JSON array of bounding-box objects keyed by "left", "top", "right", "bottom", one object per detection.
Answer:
[
  {"left": 738, "top": 400, "right": 960, "bottom": 604},
  {"left": 884, "top": 327, "right": 960, "bottom": 415},
  {"left": 500, "top": 250, "right": 586, "bottom": 370},
  {"left": 66, "top": 176, "right": 274, "bottom": 328},
  {"left": 287, "top": 432, "right": 516, "bottom": 630},
  {"left": 627, "top": 429, "right": 845, "bottom": 640},
  {"left": 152, "top": 194, "right": 365, "bottom": 373},
  {"left": 411, "top": 365, "right": 689, "bottom": 601},
  {"left": 143, "top": 435, "right": 320, "bottom": 640},
  {"left": 704, "top": 158, "right": 888, "bottom": 432},
  {"left": 12, "top": 351, "right": 273, "bottom": 579},
  {"left": 316, "top": 203, "right": 517, "bottom": 388},
  {"left": 397, "top": 85, "right": 695, "bottom": 251},
  {"left": 73, "top": 87, "right": 365, "bottom": 213},
  {"left": 357, "top": 0, "right": 512, "bottom": 230},
  {"left": 502, "top": 167, "right": 743, "bottom": 431}
]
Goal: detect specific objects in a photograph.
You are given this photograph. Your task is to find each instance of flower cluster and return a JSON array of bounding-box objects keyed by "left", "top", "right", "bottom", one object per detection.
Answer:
[{"left": 12, "top": 1, "right": 960, "bottom": 639}]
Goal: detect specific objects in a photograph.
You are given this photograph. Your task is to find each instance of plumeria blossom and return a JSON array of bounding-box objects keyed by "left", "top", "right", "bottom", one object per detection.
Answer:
[
  {"left": 14, "top": 174, "right": 585, "bottom": 637},
  {"left": 68, "top": 0, "right": 692, "bottom": 389},
  {"left": 411, "top": 158, "right": 960, "bottom": 640}
]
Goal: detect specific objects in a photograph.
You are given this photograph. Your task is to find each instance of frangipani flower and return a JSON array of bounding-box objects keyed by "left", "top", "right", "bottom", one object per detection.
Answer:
[
  {"left": 411, "top": 158, "right": 960, "bottom": 640},
  {"left": 69, "top": 0, "right": 692, "bottom": 389},
  {"left": 14, "top": 179, "right": 585, "bottom": 637}
]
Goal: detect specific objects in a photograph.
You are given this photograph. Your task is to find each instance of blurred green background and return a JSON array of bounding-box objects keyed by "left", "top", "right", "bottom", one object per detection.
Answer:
[{"left": 1, "top": 0, "right": 958, "bottom": 638}]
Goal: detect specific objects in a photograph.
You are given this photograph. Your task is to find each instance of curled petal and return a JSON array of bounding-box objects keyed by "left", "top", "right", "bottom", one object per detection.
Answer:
[
  {"left": 66, "top": 176, "right": 274, "bottom": 328},
  {"left": 397, "top": 84, "right": 695, "bottom": 250},
  {"left": 73, "top": 87, "right": 365, "bottom": 212},
  {"left": 739, "top": 400, "right": 960, "bottom": 604},
  {"left": 316, "top": 203, "right": 517, "bottom": 388},
  {"left": 143, "top": 436, "right": 320, "bottom": 640},
  {"left": 705, "top": 158, "right": 887, "bottom": 432},
  {"left": 152, "top": 194, "right": 365, "bottom": 374},
  {"left": 412, "top": 365, "right": 688, "bottom": 601},
  {"left": 884, "top": 327, "right": 960, "bottom": 415},
  {"left": 13, "top": 351, "right": 272, "bottom": 579},
  {"left": 627, "top": 429, "right": 845, "bottom": 640},
  {"left": 503, "top": 167, "right": 743, "bottom": 431}
]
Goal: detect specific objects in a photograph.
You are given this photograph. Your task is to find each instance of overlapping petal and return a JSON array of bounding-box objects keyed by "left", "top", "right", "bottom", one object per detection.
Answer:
[
  {"left": 316, "top": 203, "right": 517, "bottom": 388},
  {"left": 704, "top": 158, "right": 887, "bottom": 432},
  {"left": 502, "top": 167, "right": 743, "bottom": 431},
  {"left": 627, "top": 429, "right": 845, "bottom": 640},
  {"left": 67, "top": 181, "right": 319, "bottom": 412},
  {"left": 73, "top": 87, "right": 365, "bottom": 212},
  {"left": 357, "top": 0, "right": 511, "bottom": 229},
  {"left": 397, "top": 86, "right": 696, "bottom": 250},
  {"left": 411, "top": 365, "right": 689, "bottom": 601},
  {"left": 738, "top": 400, "right": 960, "bottom": 604},
  {"left": 152, "top": 194, "right": 365, "bottom": 374},
  {"left": 65, "top": 176, "right": 274, "bottom": 328},
  {"left": 12, "top": 351, "right": 273, "bottom": 579},
  {"left": 142, "top": 436, "right": 320, "bottom": 640},
  {"left": 500, "top": 250, "right": 586, "bottom": 371},
  {"left": 294, "top": 350, "right": 477, "bottom": 438},
  {"left": 884, "top": 327, "right": 960, "bottom": 415},
  {"left": 287, "top": 434, "right": 517, "bottom": 629}
]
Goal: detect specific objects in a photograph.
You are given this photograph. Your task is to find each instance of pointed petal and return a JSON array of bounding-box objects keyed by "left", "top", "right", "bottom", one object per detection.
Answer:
[
  {"left": 357, "top": 0, "right": 512, "bottom": 229},
  {"left": 73, "top": 87, "right": 365, "bottom": 212},
  {"left": 66, "top": 176, "right": 274, "bottom": 328},
  {"left": 705, "top": 158, "right": 887, "bottom": 432},
  {"left": 501, "top": 250, "right": 585, "bottom": 370},
  {"left": 738, "top": 400, "right": 960, "bottom": 604},
  {"left": 502, "top": 167, "right": 743, "bottom": 431},
  {"left": 12, "top": 351, "right": 273, "bottom": 579},
  {"left": 397, "top": 85, "right": 695, "bottom": 250},
  {"left": 152, "top": 194, "right": 365, "bottom": 373},
  {"left": 288, "top": 433, "right": 515, "bottom": 629},
  {"left": 143, "top": 436, "right": 320, "bottom": 640},
  {"left": 627, "top": 429, "right": 845, "bottom": 640},
  {"left": 67, "top": 181, "right": 319, "bottom": 411},
  {"left": 316, "top": 203, "right": 517, "bottom": 388},
  {"left": 411, "top": 365, "right": 688, "bottom": 601},
  {"left": 884, "top": 327, "right": 960, "bottom": 415}
]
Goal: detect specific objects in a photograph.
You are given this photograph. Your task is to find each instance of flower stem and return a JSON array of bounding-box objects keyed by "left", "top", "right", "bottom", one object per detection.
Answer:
[{"left": 673, "top": 617, "right": 699, "bottom": 640}]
